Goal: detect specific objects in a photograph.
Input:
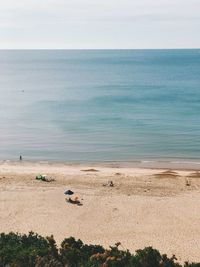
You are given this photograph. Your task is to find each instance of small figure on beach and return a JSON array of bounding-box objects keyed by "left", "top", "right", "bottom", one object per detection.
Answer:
[
  {"left": 103, "top": 180, "right": 114, "bottom": 187},
  {"left": 19, "top": 155, "right": 22, "bottom": 161},
  {"left": 35, "top": 174, "right": 55, "bottom": 182},
  {"left": 67, "top": 196, "right": 82, "bottom": 205},
  {"left": 109, "top": 181, "right": 114, "bottom": 187}
]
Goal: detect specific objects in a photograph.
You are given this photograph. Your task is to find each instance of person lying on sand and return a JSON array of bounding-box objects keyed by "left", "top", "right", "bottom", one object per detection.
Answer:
[
  {"left": 35, "top": 174, "right": 55, "bottom": 182},
  {"left": 43, "top": 176, "right": 55, "bottom": 182},
  {"left": 67, "top": 196, "right": 82, "bottom": 205}
]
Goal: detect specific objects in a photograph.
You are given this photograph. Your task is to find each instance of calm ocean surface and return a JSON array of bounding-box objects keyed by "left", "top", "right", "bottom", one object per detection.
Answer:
[{"left": 0, "top": 49, "right": 200, "bottom": 164}]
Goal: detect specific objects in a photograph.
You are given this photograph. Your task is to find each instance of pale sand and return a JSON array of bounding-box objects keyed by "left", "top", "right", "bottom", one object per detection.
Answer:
[{"left": 1, "top": 162, "right": 200, "bottom": 263}]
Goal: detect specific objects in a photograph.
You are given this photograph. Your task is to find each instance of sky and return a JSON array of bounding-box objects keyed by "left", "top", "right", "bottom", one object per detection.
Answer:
[{"left": 0, "top": 0, "right": 200, "bottom": 49}]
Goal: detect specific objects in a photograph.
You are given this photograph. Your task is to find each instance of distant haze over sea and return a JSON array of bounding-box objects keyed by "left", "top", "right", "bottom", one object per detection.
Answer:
[{"left": 0, "top": 49, "right": 200, "bottom": 164}]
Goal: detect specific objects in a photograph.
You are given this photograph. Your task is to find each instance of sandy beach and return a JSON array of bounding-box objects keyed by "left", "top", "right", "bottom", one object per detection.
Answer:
[{"left": 1, "top": 161, "right": 200, "bottom": 263}]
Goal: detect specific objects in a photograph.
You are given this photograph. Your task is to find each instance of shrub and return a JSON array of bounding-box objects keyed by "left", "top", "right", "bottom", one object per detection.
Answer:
[
  {"left": 130, "top": 247, "right": 181, "bottom": 267},
  {"left": 0, "top": 232, "right": 199, "bottom": 267},
  {"left": 60, "top": 237, "right": 105, "bottom": 266},
  {"left": 0, "top": 232, "right": 56, "bottom": 267}
]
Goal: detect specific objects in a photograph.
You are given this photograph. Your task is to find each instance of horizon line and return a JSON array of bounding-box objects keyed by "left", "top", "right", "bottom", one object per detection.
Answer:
[{"left": 0, "top": 47, "right": 200, "bottom": 50}]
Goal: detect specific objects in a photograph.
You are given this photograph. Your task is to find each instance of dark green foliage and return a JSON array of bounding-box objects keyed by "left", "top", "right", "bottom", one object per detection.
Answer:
[
  {"left": 0, "top": 232, "right": 51, "bottom": 267},
  {"left": 133, "top": 246, "right": 162, "bottom": 267},
  {"left": 130, "top": 247, "right": 181, "bottom": 267},
  {"left": 89, "top": 245, "right": 132, "bottom": 267},
  {"left": 0, "top": 232, "right": 198, "bottom": 267},
  {"left": 60, "top": 237, "right": 104, "bottom": 267}
]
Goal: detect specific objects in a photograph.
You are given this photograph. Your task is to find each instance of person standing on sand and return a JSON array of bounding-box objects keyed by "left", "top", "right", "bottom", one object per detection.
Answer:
[{"left": 19, "top": 155, "right": 22, "bottom": 161}]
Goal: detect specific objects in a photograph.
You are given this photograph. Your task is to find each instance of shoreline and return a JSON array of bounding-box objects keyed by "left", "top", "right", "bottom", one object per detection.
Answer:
[{"left": 0, "top": 158, "right": 200, "bottom": 171}]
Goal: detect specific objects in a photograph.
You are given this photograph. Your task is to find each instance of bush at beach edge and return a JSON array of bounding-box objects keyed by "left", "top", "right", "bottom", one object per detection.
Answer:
[{"left": 0, "top": 232, "right": 199, "bottom": 267}]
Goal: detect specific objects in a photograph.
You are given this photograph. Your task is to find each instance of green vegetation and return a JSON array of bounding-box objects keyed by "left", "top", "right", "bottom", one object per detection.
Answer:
[{"left": 0, "top": 232, "right": 199, "bottom": 267}]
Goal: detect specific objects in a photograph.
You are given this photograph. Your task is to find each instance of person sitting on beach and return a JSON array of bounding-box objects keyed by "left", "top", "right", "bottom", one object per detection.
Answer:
[
  {"left": 103, "top": 180, "right": 114, "bottom": 187},
  {"left": 109, "top": 181, "right": 114, "bottom": 187}
]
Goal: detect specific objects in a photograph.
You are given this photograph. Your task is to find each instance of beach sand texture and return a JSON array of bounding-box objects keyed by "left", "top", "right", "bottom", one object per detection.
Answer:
[{"left": 1, "top": 162, "right": 200, "bottom": 263}]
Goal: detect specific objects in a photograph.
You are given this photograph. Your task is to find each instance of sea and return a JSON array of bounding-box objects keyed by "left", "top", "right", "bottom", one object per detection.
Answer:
[{"left": 0, "top": 49, "right": 200, "bottom": 167}]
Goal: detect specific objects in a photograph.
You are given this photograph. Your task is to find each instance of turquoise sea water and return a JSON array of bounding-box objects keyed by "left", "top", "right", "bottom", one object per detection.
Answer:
[{"left": 0, "top": 49, "right": 200, "bottom": 164}]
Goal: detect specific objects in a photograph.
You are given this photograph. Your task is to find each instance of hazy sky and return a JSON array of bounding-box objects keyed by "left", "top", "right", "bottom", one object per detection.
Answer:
[{"left": 0, "top": 0, "right": 200, "bottom": 49}]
